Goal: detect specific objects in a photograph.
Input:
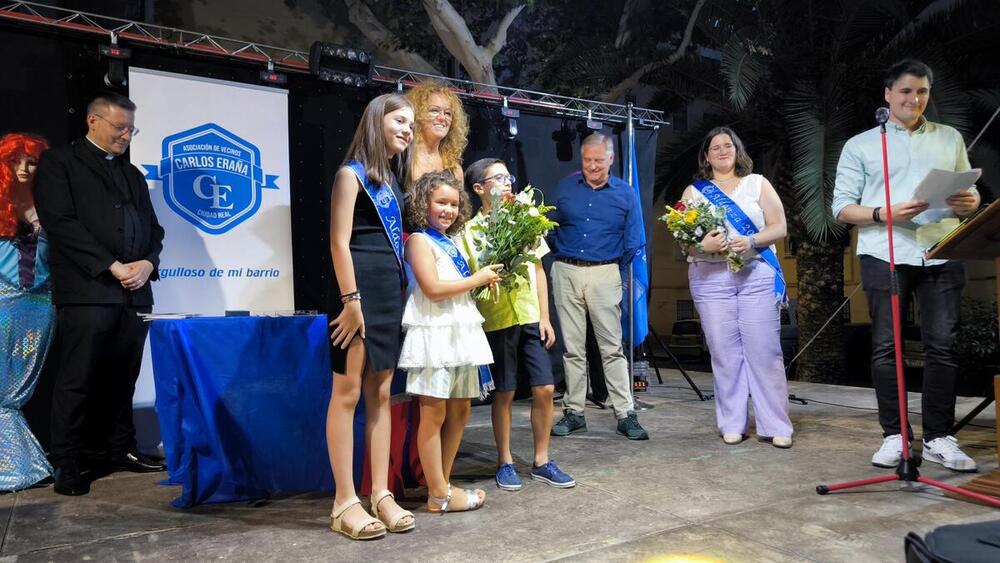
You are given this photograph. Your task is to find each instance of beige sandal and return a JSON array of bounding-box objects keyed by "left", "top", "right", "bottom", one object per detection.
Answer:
[
  {"left": 330, "top": 496, "right": 386, "bottom": 540},
  {"left": 370, "top": 490, "right": 415, "bottom": 533},
  {"left": 427, "top": 484, "right": 485, "bottom": 513}
]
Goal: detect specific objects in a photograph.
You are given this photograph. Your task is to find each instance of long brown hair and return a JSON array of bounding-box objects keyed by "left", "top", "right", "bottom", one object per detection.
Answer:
[
  {"left": 694, "top": 126, "right": 754, "bottom": 180},
  {"left": 342, "top": 93, "right": 413, "bottom": 186},
  {"left": 405, "top": 170, "right": 471, "bottom": 236}
]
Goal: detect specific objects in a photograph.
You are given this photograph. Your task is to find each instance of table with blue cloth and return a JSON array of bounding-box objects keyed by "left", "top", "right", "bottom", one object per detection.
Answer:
[{"left": 150, "top": 315, "right": 419, "bottom": 508}]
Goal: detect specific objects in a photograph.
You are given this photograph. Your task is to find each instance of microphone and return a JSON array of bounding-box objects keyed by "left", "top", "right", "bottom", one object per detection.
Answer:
[{"left": 875, "top": 107, "right": 890, "bottom": 125}]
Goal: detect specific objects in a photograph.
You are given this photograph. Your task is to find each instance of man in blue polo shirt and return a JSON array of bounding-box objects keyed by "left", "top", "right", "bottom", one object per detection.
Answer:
[{"left": 547, "top": 133, "right": 648, "bottom": 440}]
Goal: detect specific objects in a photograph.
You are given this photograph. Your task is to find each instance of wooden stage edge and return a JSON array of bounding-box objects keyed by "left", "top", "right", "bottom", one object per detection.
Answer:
[{"left": 952, "top": 373, "right": 1000, "bottom": 505}]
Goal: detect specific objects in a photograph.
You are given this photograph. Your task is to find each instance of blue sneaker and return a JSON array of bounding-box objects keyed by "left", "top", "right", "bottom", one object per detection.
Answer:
[
  {"left": 530, "top": 461, "right": 576, "bottom": 488},
  {"left": 495, "top": 463, "right": 523, "bottom": 491}
]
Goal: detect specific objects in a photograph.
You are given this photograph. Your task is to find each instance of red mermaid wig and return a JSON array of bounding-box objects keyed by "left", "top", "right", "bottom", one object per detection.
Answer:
[{"left": 0, "top": 133, "right": 49, "bottom": 237}]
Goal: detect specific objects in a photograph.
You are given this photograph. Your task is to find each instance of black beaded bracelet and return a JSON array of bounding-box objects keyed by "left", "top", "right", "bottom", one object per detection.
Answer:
[{"left": 872, "top": 207, "right": 883, "bottom": 224}]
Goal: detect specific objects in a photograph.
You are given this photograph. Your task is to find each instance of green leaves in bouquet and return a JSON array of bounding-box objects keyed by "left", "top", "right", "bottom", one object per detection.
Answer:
[{"left": 471, "top": 185, "right": 557, "bottom": 301}]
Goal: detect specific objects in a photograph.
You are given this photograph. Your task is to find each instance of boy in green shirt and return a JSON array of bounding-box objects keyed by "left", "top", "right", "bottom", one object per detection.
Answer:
[{"left": 460, "top": 158, "right": 575, "bottom": 491}]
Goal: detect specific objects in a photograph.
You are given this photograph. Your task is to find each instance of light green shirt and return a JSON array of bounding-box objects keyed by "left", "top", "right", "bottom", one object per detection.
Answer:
[
  {"left": 459, "top": 212, "right": 549, "bottom": 333},
  {"left": 832, "top": 120, "right": 972, "bottom": 266}
]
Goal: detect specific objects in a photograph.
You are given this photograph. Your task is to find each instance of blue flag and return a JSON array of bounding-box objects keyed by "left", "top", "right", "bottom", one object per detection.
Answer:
[{"left": 622, "top": 130, "right": 649, "bottom": 348}]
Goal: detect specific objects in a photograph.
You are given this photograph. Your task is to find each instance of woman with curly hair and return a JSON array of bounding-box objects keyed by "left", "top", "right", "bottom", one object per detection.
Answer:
[
  {"left": 0, "top": 132, "right": 54, "bottom": 491},
  {"left": 405, "top": 81, "right": 469, "bottom": 186}
]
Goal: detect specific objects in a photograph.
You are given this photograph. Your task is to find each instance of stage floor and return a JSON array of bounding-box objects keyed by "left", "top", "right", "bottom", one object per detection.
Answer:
[{"left": 3, "top": 371, "right": 999, "bottom": 562}]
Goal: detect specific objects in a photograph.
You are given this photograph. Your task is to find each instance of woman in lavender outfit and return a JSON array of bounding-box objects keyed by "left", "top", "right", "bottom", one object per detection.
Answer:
[{"left": 680, "top": 126, "right": 793, "bottom": 448}]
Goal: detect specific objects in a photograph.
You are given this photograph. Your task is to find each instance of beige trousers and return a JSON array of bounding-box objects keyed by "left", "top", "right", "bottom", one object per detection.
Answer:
[{"left": 551, "top": 261, "right": 634, "bottom": 419}]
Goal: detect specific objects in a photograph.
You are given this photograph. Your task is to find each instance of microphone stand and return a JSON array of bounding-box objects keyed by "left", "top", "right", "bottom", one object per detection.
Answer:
[{"left": 816, "top": 113, "right": 1000, "bottom": 508}]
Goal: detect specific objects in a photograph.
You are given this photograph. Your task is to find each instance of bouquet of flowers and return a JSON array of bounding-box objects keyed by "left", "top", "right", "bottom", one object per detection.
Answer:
[
  {"left": 659, "top": 199, "right": 743, "bottom": 272},
  {"left": 468, "top": 186, "right": 558, "bottom": 300}
]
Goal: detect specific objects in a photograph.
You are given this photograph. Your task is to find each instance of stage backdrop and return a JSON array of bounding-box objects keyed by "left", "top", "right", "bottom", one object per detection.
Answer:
[{"left": 128, "top": 67, "right": 294, "bottom": 405}]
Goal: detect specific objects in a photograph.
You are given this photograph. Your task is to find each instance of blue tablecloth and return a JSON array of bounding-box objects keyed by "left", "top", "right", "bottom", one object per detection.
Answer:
[{"left": 151, "top": 315, "right": 353, "bottom": 507}]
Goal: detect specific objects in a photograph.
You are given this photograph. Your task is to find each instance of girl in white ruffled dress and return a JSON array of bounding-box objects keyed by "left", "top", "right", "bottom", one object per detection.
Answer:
[{"left": 399, "top": 170, "right": 501, "bottom": 514}]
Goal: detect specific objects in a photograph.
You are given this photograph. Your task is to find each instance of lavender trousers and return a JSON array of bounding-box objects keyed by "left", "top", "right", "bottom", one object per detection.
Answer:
[{"left": 688, "top": 260, "right": 793, "bottom": 438}]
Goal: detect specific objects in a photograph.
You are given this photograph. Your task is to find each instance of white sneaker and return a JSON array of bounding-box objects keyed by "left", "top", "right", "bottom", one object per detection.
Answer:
[
  {"left": 722, "top": 433, "right": 744, "bottom": 445},
  {"left": 922, "top": 436, "right": 978, "bottom": 472},
  {"left": 772, "top": 436, "right": 793, "bottom": 449},
  {"left": 872, "top": 434, "right": 907, "bottom": 468}
]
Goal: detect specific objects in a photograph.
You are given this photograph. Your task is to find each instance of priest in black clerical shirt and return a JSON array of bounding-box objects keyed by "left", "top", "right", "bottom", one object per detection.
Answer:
[{"left": 34, "top": 92, "right": 166, "bottom": 496}]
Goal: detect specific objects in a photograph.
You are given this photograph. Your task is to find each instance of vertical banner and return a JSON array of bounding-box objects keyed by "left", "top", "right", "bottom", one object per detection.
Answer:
[
  {"left": 129, "top": 68, "right": 293, "bottom": 406},
  {"left": 622, "top": 120, "right": 649, "bottom": 348}
]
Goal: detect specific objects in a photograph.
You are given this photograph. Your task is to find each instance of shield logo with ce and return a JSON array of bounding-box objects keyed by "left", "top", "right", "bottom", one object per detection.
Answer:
[{"left": 150, "top": 123, "right": 278, "bottom": 235}]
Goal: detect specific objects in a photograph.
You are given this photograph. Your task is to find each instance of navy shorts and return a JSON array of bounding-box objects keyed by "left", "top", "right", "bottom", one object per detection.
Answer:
[{"left": 485, "top": 323, "right": 555, "bottom": 392}]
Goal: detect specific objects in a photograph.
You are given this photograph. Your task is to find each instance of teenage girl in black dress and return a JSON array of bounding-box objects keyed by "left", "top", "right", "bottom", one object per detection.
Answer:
[{"left": 327, "top": 93, "right": 415, "bottom": 540}]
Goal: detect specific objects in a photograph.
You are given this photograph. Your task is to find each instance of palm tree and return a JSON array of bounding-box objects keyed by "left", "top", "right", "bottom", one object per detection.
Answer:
[{"left": 654, "top": 0, "right": 999, "bottom": 383}]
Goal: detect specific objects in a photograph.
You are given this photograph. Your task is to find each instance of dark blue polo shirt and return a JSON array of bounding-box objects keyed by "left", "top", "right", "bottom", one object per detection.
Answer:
[{"left": 547, "top": 171, "right": 641, "bottom": 263}]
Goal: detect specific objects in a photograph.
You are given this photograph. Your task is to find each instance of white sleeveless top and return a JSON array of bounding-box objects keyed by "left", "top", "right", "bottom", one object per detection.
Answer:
[
  {"left": 397, "top": 232, "right": 493, "bottom": 369},
  {"left": 687, "top": 174, "right": 776, "bottom": 263}
]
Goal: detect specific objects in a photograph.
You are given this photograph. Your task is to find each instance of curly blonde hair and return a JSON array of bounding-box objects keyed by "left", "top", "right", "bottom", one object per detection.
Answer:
[
  {"left": 406, "top": 81, "right": 469, "bottom": 175},
  {"left": 405, "top": 170, "right": 471, "bottom": 236}
]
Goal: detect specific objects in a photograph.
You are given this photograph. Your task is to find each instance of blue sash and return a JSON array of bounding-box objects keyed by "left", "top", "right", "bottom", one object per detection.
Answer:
[
  {"left": 693, "top": 179, "right": 788, "bottom": 305},
  {"left": 345, "top": 161, "right": 404, "bottom": 275},
  {"left": 416, "top": 229, "right": 494, "bottom": 399}
]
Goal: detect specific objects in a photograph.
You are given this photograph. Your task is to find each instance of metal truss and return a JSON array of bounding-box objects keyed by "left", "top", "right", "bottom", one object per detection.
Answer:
[
  {"left": 0, "top": 1, "right": 310, "bottom": 68},
  {"left": 1, "top": 1, "right": 667, "bottom": 126},
  {"left": 371, "top": 66, "right": 667, "bottom": 126}
]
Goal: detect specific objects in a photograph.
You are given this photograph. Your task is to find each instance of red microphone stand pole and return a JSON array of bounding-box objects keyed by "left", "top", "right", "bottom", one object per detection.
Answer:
[{"left": 816, "top": 118, "right": 1000, "bottom": 507}]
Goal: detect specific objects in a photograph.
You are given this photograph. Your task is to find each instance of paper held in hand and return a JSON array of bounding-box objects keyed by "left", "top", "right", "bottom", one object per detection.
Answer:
[{"left": 913, "top": 168, "right": 982, "bottom": 209}]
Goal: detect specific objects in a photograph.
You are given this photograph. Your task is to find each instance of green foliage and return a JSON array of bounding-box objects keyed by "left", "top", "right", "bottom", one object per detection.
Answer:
[
  {"left": 656, "top": 0, "right": 1000, "bottom": 243},
  {"left": 958, "top": 298, "right": 999, "bottom": 364},
  {"left": 720, "top": 32, "right": 767, "bottom": 111},
  {"left": 469, "top": 186, "right": 557, "bottom": 300},
  {"left": 957, "top": 297, "right": 1000, "bottom": 390}
]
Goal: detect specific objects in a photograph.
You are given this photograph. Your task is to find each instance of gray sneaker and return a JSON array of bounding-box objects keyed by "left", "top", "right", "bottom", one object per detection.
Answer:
[
  {"left": 551, "top": 411, "right": 587, "bottom": 436},
  {"left": 617, "top": 412, "right": 649, "bottom": 440}
]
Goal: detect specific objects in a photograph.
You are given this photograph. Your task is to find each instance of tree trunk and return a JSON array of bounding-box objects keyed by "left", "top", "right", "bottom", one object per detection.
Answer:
[
  {"left": 422, "top": 0, "right": 524, "bottom": 87},
  {"left": 793, "top": 236, "right": 849, "bottom": 383}
]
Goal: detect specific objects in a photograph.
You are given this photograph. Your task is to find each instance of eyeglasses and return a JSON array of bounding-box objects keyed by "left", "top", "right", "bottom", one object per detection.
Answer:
[
  {"left": 426, "top": 106, "right": 453, "bottom": 120},
  {"left": 94, "top": 114, "right": 140, "bottom": 137},
  {"left": 481, "top": 173, "right": 516, "bottom": 186},
  {"left": 709, "top": 143, "right": 734, "bottom": 154}
]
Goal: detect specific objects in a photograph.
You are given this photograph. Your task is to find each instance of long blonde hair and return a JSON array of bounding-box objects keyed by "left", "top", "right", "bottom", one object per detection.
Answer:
[
  {"left": 406, "top": 81, "right": 469, "bottom": 176},
  {"left": 342, "top": 93, "right": 413, "bottom": 186}
]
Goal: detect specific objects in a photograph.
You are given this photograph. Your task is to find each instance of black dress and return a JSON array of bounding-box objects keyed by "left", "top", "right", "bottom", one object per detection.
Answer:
[{"left": 328, "top": 166, "right": 406, "bottom": 374}]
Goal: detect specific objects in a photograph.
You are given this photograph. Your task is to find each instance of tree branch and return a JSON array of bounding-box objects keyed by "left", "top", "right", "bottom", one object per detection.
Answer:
[
  {"left": 603, "top": 0, "right": 708, "bottom": 102},
  {"left": 422, "top": 0, "right": 476, "bottom": 59},
  {"left": 614, "top": 0, "right": 642, "bottom": 49},
  {"left": 344, "top": 0, "right": 441, "bottom": 75},
  {"left": 422, "top": 0, "right": 524, "bottom": 86},
  {"left": 484, "top": 5, "right": 526, "bottom": 58}
]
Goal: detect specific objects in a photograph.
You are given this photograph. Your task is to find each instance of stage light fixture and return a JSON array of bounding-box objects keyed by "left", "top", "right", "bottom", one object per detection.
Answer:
[
  {"left": 638, "top": 117, "right": 661, "bottom": 130},
  {"left": 552, "top": 120, "right": 575, "bottom": 161},
  {"left": 501, "top": 97, "right": 520, "bottom": 139},
  {"left": 585, "top": 110, "right": 603, "bottom": 131},
  {"left": 309, "top": 41, "right": 373, "bottom": 88},
  {"left": 100, "top": 34, "right": 131, "bottom": 89},
  {"left": 260, "top": 62, "right": 287, "bottom": 86}
]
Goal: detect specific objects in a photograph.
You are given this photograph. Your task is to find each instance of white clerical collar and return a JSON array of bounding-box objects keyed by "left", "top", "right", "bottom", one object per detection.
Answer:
[{"left": 85, "top": 136, "right": 116, "bottom": 160}]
